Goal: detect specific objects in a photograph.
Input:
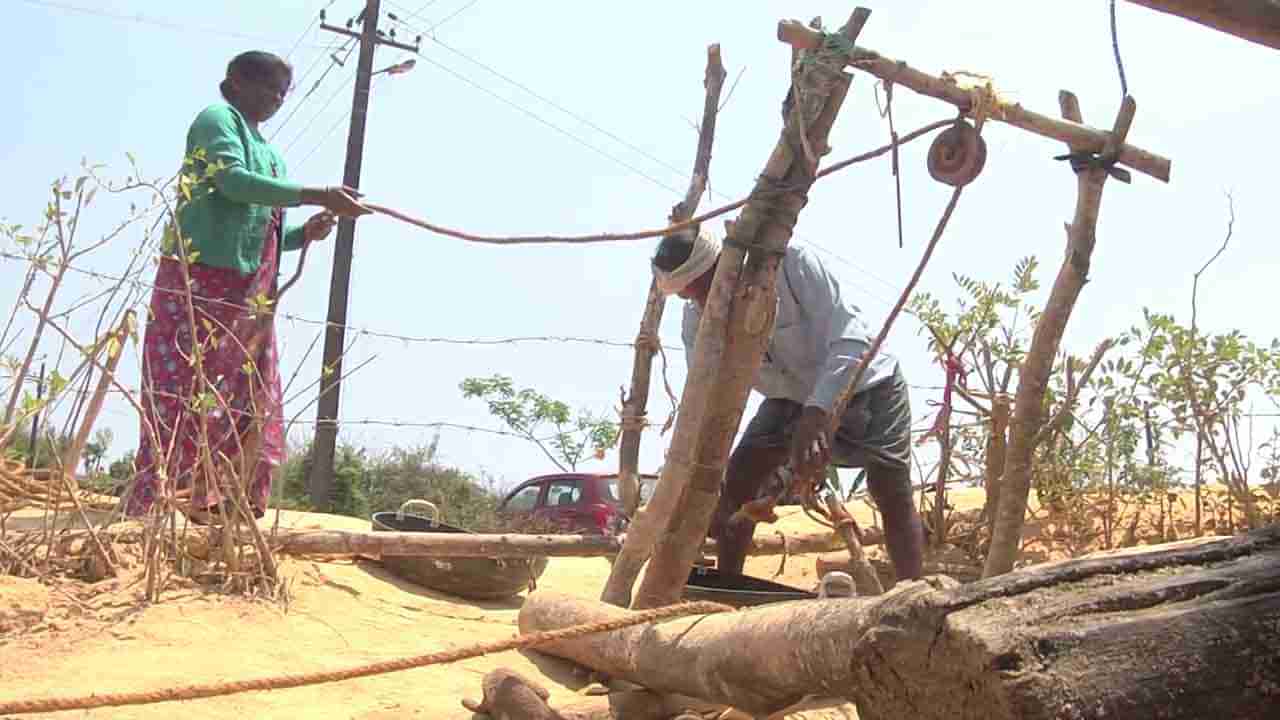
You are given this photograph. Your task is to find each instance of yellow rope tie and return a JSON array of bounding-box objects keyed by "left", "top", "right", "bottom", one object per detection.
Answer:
[
  {"left": 0, "top": 600, "right": 733, "bottom": 716},
  {"left": 940, "top": 70, "right": 1005, "bottom": 132}
]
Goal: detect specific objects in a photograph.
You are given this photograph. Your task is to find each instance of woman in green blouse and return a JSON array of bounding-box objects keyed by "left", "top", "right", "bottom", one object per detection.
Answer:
[{"left": 128, "top": 51, "right": 368, "bottom": 525}]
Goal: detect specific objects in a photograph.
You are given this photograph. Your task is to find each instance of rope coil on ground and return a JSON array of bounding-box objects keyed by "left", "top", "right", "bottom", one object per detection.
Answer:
[{"left": 0, "top": 600, "right": 733, "bottom": 715}]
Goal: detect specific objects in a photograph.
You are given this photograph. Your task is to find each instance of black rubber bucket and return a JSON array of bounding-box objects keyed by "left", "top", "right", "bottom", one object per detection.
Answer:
[
  {"left": 371, "top": 500, "right": 548, "bottom": 601},
  {"left": 681, "top": 566, "right": 816, "bottom": 608}
]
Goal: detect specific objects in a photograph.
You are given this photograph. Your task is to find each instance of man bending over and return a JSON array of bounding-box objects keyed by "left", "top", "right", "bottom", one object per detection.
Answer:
[{"left": 651, "top": 228, "right": 925, "bottom": 582}]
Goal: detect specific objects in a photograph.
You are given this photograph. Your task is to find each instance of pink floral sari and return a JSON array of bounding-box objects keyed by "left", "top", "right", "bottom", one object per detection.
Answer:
[{"left": 127, "top": 210, "right": 286, "bottom": 520}]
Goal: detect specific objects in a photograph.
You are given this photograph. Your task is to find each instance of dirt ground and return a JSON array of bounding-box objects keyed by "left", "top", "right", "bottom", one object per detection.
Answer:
[{"left": 0, "top": 485, "right": 1260, "bottom": 719}]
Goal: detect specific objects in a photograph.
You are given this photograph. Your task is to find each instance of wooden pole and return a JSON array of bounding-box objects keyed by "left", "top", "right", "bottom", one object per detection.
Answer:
[
  {"left": 776, "top": 23, "right": 1171, "bottom": 182},
  {"left": 825, "top": 494, "right": 884, "bottom": 594},
  {"left": 1104, "top": 397, "right": 1116, "bottom": 549},
  {"left": 24, "top": 362, "right": 45, "bottom": 469},
  {"left": 1194, "top": 431, "right": 1204, "bottom": 535},
  {"left": 628, "top": 9, "right": 871, "bottom": 611},
  {"left": 272, "top": 525, "right": 883, "bottom": 559},
  {"left": 615, "top": 45, "right": 727, "bottom": 521},
  {"left": 933, "top": 417, "right": 952, "bottom": 549},
  {"left": 982, "top": 94, "right": 1137, "bottom": 579},
  {"left": 1124, "top": 0, "right": 1280, "bottom": 51},
  {"left": 981, "top": 394, "right": 1011, "bottom": 533}
]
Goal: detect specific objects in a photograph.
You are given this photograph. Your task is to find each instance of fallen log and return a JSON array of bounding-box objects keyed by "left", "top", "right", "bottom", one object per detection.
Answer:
[
  {"left": 270, "top": 526, "right": 883, "bottom": 559},
  {"left": 273, "top": 530, "right": 621, "bottom": 558},
  {"left": 520, "top": 524, "right": 1280, "bottom": 719}
]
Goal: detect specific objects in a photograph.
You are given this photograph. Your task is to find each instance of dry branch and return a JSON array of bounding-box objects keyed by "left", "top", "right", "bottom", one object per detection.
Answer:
[
  {"left": 1124, "top": 0, "right": 1280, "bottom": 50},
  {"left": 624, "top": 9, "right": 870, "bottom": 611},
  {"left": 616, "top": 44, "right": 727, "bottom": 521},
  {"left": 777, "top": 22, "right": 1171, "bottom": 182},
  {"left": 522, "top": 525, "right": 1280, "bottom": 719},
  {"left": 983, "top": 94, "right": 1137, "bottom": 578}
]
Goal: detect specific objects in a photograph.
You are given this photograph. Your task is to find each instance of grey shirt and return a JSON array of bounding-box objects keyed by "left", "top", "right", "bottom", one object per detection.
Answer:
[{"left": 681, "top": 245, "right": 898, "bottom": 413}]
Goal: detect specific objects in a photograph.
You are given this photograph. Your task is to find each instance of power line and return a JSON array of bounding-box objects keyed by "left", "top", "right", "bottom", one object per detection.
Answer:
[
  {"left": 389, "top": 16, "right": 917, "bottom": 313},
  {"left": 273, "top": 41, "right": 359, "bottom": 145},
  {"left": 414, "top": 52, "right": 688, "bottom": 197},
  {"left": 0, "top": 250, "right": 681, "bottom": 353},
  {"left": 293, "top": 109, "right": 356, "bottom": 171},
  {"left": 280, "top": 70, "right": 357, "bottom": 157},
  {"left": 18, "top": 0, "right": 331, "bottom": 49},
  {"left": 282, "top": 3, "right": 333, "bottom": 62},
  {"left": 420, "top": 0, "right": 483, "bottom": 34}
]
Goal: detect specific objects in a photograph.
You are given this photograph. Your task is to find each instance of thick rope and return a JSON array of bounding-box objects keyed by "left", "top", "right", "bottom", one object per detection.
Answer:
[
  {"left": 0, "top": 600, "right": 732, "bottom": 715},
  {"left": 361, "top": 119, "right": 954, "bottom": 246}
]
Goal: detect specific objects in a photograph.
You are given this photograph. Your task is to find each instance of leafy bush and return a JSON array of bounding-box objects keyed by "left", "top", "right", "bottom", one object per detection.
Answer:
[{"left": 275, "top": 436, "right": 509, "bottom": 530}]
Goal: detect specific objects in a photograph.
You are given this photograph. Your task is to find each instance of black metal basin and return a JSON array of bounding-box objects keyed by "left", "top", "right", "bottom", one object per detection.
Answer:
[
  {"left": 371, "top": 506, "right": 548, "bottom": 601},
  {"left": 682, "top": 566, "right": 816, "bottom": 608}
]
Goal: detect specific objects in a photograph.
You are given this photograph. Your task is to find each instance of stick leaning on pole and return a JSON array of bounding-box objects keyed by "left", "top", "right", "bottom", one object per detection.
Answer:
[{"left": 615, "top": 45, "right": 728, "bottom": 523}]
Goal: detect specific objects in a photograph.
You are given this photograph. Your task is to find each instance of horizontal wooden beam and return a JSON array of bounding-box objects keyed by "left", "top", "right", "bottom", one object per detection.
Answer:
[
  {"left": 271, "top": 526, "right": 884, "bottom": 559},
  {"left": 1125, "top": 0, "right": 1280, "bottom": 51},
  {"left": 777, "top": 22, "right": 1172, "bottom": 183}
]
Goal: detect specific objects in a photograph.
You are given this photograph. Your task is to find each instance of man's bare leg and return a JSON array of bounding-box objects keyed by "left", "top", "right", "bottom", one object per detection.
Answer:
[
  {"left": 710, "top": 444, "right": 789, "bottom": 575},
  {"left": 866, "top": 463, "right": 924, "bottom": 582}
]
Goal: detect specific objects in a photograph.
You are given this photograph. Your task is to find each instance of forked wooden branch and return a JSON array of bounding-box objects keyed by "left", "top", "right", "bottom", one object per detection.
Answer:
[
  {"left": 628, "top": 8, "right": 872, "bottom": 611},
  {"left": 615, "top": 44, "right": 727, "bottom": 521},
  {"left": 982, "top": 94, "right": 1137, "bottom": 579},
  {"left": 777, "top": 22, "right": 1171, "bottom": 182}
]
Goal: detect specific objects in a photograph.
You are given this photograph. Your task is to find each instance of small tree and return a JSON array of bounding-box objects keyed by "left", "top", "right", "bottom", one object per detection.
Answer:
[
  {"left": 108, "top": 450, "right": 135, "bottom": 483},
  {"left": 460, "top": 374, "right": 618, "bottom": 473},
  {"left": 83, "top": 427, "right": 113, "bottom": 475},
  {"left": 1126, "top": 310, "right": 1280, "bottom": 528}
]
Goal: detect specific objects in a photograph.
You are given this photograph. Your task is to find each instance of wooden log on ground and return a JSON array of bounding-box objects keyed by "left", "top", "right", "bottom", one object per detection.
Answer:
[
  {"left": 270, "top": 526, "right": 883, "bottom": 559},
  {"left": 521, "top": 524, "right": 1280, "bottom": 719},
  {"left": 274, "top": 530, "right": 623, "bottom": 558},
  {"left": 1124, "top": 0, "right": 1280, "bottom": 51},
  {"left": 627, "top": 8, "right": 872, "bottom": 611},
  {"left": 776, "top": 22, "right": 1171, "bottom": 182},
  {"left": 983, "top": 94, "right": 1135, "bottom": 578}
]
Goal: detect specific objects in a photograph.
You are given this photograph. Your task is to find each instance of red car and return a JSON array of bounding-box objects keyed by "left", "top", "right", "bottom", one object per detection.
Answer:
[{"left": 497, "top": 472, "right": 657, "bottom": 536}]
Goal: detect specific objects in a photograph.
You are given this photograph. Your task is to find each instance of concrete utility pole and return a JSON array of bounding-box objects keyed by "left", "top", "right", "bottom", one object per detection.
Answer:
[{"left": 309, "top": 0, "right": 418, "bottom": 510}]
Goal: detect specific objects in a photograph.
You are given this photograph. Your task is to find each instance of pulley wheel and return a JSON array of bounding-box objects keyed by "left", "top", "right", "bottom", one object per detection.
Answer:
[{"left": 927, "top": 120, "right": 987, "bottom": 187}]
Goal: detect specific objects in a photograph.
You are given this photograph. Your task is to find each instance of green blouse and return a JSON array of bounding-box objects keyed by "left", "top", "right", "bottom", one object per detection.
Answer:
[{"left": 172, "top": 103, "right": 307, "bottom": 275}]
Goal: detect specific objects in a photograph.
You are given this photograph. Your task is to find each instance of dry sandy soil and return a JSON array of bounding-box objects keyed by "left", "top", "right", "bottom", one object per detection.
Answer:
[{"left": 0, "top": 485, "right": 1261, "bottom": 719}]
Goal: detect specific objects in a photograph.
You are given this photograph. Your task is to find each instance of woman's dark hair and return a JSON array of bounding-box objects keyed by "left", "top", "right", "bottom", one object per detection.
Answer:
[
  {"left": 653, "top": 230, "right": 696, "bottom": 272},
  {"left": 219, "top": 51, "right": 293, "bottom": 101}
]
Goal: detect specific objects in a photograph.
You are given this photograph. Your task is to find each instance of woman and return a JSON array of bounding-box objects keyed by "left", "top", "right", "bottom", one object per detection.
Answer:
[{"left": 127, "top": 51, "right": 368, "bottom": 524}]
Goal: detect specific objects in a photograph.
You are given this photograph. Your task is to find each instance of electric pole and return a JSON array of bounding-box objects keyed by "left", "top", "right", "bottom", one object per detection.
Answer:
[{"left": 308, "top": 0, "right": 418, "bottom": 510}]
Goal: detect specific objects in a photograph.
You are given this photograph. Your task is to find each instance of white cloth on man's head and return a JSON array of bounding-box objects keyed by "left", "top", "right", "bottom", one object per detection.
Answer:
[{"left": 653, "top": 229, "right": 721, "bottom": 295}]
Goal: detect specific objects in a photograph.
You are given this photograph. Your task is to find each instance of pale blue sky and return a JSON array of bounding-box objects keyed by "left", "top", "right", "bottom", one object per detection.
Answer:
[{"left": 4, "top": 0, "right": 1279, "bottom": 494}]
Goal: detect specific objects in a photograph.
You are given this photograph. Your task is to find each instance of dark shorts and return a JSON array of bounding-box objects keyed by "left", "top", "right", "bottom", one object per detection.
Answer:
[{"left": 738, "top": 366, "right": 913, "bottom": 470}]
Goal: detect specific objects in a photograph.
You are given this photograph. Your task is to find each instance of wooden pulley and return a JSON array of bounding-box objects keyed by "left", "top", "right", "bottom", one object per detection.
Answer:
[{"left": 927, "top": 119, "right": 987, "bottom": 186}]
